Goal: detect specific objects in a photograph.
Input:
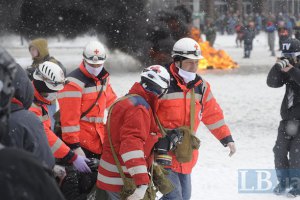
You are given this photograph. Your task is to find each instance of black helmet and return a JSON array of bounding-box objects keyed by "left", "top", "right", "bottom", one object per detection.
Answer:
[{"left": 281, "top": 38, "right": 300, "bottom": 63}]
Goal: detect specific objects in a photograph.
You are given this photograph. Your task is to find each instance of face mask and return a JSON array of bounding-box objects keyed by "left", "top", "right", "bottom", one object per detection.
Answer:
[
  {"left": 178, "top": 68, "right": 196, "bottom": 83},
  {"left": 45, "top": 93, "right": 57, "bottom": 102},
  {"left": 85, "top": 63, "right": 103, "bottom": 76}
]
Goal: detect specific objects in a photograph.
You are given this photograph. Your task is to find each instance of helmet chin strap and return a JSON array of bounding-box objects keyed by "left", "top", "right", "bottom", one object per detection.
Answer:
[{"left": 179, "top": 56, "right": 183, "bottom": 68}]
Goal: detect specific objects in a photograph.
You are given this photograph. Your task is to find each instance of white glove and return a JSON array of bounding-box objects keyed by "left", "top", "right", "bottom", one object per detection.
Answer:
[
  {"left": 53, "top": 165, "right": 66, "bottom": 186},
  {"left": 53, "top": 165, "right": 66, "bottom": 179},
  {"left": 74, "top": 147, "right": 86, "bottom": 157},
  {"left": 227, "top": 142, "right": 236, "bottom": 157},
  {"left": 127, "top": 184, "right": 148, "bottom": 200}
]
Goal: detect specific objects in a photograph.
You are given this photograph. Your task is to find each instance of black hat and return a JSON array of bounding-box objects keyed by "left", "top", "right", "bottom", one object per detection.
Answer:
[{"left": 282, "top": 38, "right": 300, "bottom": 53}]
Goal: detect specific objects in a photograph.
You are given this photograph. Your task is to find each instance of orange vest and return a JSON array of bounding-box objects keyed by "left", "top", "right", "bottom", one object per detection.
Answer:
[
  {"left": 157, "top": 64, "right": 232, "bottom": 174},
  {"left": 58, "top": 62, "right": 117, "bottom": 154}
]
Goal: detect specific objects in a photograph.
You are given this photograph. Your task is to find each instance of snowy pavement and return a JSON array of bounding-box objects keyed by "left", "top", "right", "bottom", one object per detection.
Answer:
[{"left": 3, "top": 32, "right": 293, "bottom": 199}]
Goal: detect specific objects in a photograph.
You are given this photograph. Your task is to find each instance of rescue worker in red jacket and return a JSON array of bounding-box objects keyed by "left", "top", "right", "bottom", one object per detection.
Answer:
[
  {"left": 29, "top": 61, "right": 91, "bottom": 173},
  {"left": 58, "top": 40, "right": 117, "bottom": 158},
  {"left": 57, "top": 41, "right": 117, "bottom": 198},
  {"left": 157, "top": 38, "right": 237, "bottom": 200},
  {"left": 97, "top": 65, "right": 171, "bottom": 200}
]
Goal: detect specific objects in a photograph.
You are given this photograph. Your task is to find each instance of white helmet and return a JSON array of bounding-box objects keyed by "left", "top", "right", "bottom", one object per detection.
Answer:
[
  {"left": 171, "top": 37, "right": 203, "bottom": 60},
  {"left": 141, "top": 65, "right": 170, "bottom": 89},
  {"left": 83, "top": 41, "right": 106, "bottom": 65},
  {"left": 33, "top": 61, "right": 67, "bottom": 91}
]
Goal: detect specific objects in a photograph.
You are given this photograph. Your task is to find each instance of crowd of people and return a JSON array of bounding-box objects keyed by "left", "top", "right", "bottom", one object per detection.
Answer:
[
  {"left": 202, "top": 12, "right": 300, "bottom": 59},
  {"left": 0, "top": 36, "right": 236, "bottom": 200}
]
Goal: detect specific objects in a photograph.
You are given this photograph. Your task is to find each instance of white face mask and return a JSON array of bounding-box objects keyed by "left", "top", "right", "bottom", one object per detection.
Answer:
[
  {"left": 178, "top": 68, "right": 196, "bottom": 83},
  {"left": 45, "top": 93, "right": 57, "bottom": 102},
  {"left": 85, "top": 63, "right": 103, "bottom": 76}
]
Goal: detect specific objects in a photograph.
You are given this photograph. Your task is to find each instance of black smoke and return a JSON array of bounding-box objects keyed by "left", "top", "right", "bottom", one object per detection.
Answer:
[{"left": 0, "top": 1, "right": 193, "bottom": 67}]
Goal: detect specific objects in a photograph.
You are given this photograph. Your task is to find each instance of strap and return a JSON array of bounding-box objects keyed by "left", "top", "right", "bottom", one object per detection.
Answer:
[
  {"left": 190, "top": 88, "right": 195, "bottom": 132},
  {"left": 106, "top": 94, "right": 138, "bottom": 181},
  {"left": 154, "top": 114, "right": 167, "bottom": 137},
  {"left": 80, "top": 80, "right": 106, "bottom": 119},
  {"left": 154, "top": 88, "right": 196, "bottom": 135}
]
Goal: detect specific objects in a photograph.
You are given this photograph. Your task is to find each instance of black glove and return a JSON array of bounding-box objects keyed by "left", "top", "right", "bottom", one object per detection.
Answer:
[
  {"left": 155, "top": 129, "right": 183, "bottom": 152},
  {"left": 85, "top": 158, "right": 99, "bottom": 172},
  {"left": 166, "top": 129, "right": 183, "bottom": 151}
]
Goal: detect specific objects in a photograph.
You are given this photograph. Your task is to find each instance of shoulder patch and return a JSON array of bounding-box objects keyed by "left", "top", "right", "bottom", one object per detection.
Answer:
[{"left": 128, "top": 96, "right": 150, "bottom": 109}]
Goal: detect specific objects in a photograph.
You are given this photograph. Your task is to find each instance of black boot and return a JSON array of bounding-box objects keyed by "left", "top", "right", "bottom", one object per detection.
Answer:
[
  {"left": 287, "top": 187, "right": 300, "bottom": 197},
  {"left": 273, "top": 182, "right": 287, "bottom": 195}
]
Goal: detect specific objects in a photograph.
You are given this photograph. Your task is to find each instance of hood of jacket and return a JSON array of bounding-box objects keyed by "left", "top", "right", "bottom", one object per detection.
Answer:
[{"left": 12, "top": 64, "right": 34, "bottom": 110}]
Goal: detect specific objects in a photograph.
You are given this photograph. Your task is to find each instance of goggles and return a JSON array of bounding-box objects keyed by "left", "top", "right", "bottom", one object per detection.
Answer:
[
  {"left": 173, "top": 49, "right": 201, "bottom": 57},
  {"left": 35, "top": 68, "right": 68, "bottom": 87},
  {"left": 83, "top": 54, "right": 106, "bottom": 62},
  {"left": 281, "top": 52, "right": 300, "bottom": 59}
]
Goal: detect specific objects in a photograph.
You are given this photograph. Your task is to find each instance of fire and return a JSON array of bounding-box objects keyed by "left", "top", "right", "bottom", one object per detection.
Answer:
[{"left": 189, "top": 27, "right": 238, "bottom": 71}]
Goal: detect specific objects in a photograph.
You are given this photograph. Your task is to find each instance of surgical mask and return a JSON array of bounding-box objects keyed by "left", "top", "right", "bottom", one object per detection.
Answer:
[
  {"left": 178, "top": 68, "right": 196, "bottom": 83},
  {"left": 45, "top": 93, "right": 57, "bottom": 102},
  {"left": 85, "top": 63, "right": 103, "bottom": 76}
]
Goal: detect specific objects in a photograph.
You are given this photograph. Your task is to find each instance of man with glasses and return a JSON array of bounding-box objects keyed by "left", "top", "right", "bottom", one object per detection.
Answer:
[
  {"left": 157, "top": 37, "right": 236, "bottom": 200},
  {"left": 267, "top": 38, "right": 300, "bottom": 197},
  {"left": 58, "top": 41, "right": 117, "bottom": 198}
]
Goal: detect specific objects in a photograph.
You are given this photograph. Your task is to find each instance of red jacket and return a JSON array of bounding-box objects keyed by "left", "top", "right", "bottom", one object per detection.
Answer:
[
  {"left": 97, "top": 83, "right": 161, "bottom": 192},
  {"left": 157, "top": 63, "right": 233, "bottom": 174},
  {"left": 58, "top": 62, "right": 117, "bottom": 154},
  {"left": 29, "top": 87, "right": 77, "bottom": 162}
]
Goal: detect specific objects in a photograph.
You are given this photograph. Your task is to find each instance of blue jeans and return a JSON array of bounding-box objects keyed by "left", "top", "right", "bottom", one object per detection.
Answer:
[
  {"left": 160, "top": 169, "right": 191, "bottom": 200},
  {"left": 106, "top": 191, "right": 120, "bottom": 200}
]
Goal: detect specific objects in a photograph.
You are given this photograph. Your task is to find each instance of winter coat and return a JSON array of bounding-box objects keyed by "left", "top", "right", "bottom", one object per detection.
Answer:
[
  {"left": 0, "top": 144, "right": 65, "bottom": 200},
  {"left": 97, "top": 83, "right": 160, "bottom": 192},
  {"left": 27, "top": 38, "right": 66, "bottom": 80},
  {"left": 1, "top": 62, "right": 55, "bottom": 169},
  {"left": 29, "top": 87, "right": 77, "bottom": 163},
  {"left": 157, "top": 63, "right": 233, "bottom": 174},
  {"left": 58, "top": 62, "right": 117, "bottom": 154},
  {"left": 243, "top": 26, "right": 256, "bottom": 45},
  {"left": 266, "top": 24, "right": 276, "bottom": 33},
  {"left": 267, "top": 64, "right": 300, "bottom": 120}
]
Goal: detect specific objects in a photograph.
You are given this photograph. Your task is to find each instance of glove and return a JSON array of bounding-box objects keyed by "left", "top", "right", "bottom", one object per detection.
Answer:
[
  {"left": 53, "top": 165, "right": 66, "bottom": 186},
  {"left": 127, "top": 184, "right": 148, "bottom": 200},
  {"left": 227, "top": 142, "right": 236, "bottom": 157},
  {"left": 166, "top": 129, "right": 184, "bottom": 150},
  {"left": 155, "top": 129, "right": 183, "bottom": 152},
  {"left": 73, "top": 155, "right": 91, "bottom": 173},
  {"left": 276, "top": 58, "right": 289, "bottom": 69},
  {"left": 86, "top": 158, "right": 100, "bottom": 171},
  {"left": 74, "top": 147, "right": 86, "bottom": 157}
]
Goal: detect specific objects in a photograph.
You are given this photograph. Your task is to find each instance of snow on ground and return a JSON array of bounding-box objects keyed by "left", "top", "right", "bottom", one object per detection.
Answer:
[{"left": 3, "top": 32, "right": 292, "bottom": 199}]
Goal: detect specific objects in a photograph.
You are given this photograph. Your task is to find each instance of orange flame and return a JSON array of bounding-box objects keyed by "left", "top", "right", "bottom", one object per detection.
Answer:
[{"left": 189, "top": 27, "right": 238, "bottom": 71}]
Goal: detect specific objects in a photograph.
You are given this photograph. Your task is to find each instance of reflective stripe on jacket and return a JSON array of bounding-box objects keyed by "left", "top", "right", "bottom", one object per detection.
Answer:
[
  {"left": 157, "top": 63, "right": 233, "bottom": 174},
  {"left": 97, "top": 83, "right": 160, "bottom": 192},
  {"left": 58, "top": 62, "right": 117, "bottom": 154},
  {"left": 29, "top": 87, "right": 76, "bottom": 162}
]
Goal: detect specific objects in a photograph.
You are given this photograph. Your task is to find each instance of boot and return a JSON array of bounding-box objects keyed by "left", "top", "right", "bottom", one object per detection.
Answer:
[
  {"left": 287, "top": 187, "right": 300, "bottom": 198},
  {"left": 273, "top": 182, "right": 287, "bottom": 195}
]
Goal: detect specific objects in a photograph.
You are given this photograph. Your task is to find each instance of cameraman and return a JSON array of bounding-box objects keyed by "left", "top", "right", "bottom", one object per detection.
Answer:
[{"left": 267, "top": 38, "right": 300, "bottom": 197}]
